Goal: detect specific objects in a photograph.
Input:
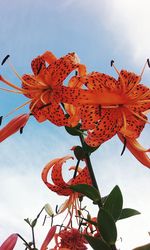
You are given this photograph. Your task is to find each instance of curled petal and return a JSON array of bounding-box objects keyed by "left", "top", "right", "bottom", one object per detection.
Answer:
[
  {"left": 0, "top": 114, "right": 29, "bottom": 142},
  {"left": 0, "top": 234, "right": 18, "bottom": 250},
  {"left": 118, "top": 133, "right": 150, "bottom": 168},
  {"left": 40, "top": 225, "right": 57, "bottom": 250},
  {"left": 41, "top": 156, "right": 74, "bottom": 196}
]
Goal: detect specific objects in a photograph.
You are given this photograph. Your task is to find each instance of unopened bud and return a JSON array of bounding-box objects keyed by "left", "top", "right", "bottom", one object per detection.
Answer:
[{"left": 44, "top": 204, "right": 54, "bottom": 216}]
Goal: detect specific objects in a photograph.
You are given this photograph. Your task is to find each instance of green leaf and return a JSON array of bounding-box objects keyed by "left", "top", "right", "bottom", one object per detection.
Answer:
[
  {"left": 31, "top": 218, "right": 37, "bottom": 227},
  {"left": 85, "top": 235, "right": 111, "bottom": 250},
  {"left": 70, "top": 184, "right": 101, "bottom": 203},
  {"left": 104, "top": 185, "right": 123, "bottom": 221},
  {"left": 119, "top": 208, "right": 140, "bottom": 220},
  {"left": 97, "top": 208, "right": 117, "bottom": 244}
]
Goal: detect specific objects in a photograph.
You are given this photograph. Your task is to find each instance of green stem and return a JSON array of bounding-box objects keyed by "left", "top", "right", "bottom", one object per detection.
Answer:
[
  {"left": 79, "top": 135, "right": 102, "bottom": 207},
  {"left": 31, "top": 226, "right": 36, "bottom": 249},
  {"left": 17, "top": 234, "right": 32, "bottom": 250},
  {"left": 73, "top": 159, "right": 80, "bottom": 179}
]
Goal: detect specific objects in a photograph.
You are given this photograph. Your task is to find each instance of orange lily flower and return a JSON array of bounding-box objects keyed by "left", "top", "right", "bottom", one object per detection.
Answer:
[
  {"left": 0, "top": 51, "right": 86, "bottom": 132},
  {"left": 52, "top": 227, "right": 88, "bottom": 250},
  {"left": 41, "top": 155, "right": 92, "bottom": 226},
  {"left": 0, "top": 234, "right": 18, "bottom": 250},
  {"left": 75, "top": 66, "right": 150, "bottom": 168}
]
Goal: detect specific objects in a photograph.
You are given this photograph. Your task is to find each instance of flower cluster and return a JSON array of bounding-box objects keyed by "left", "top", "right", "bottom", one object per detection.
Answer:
[
  {"left": 0, "top": 51, "right": 149, "bottom": 167},
  {"left": 0, "top": 51, "right": 150, "bottom": 250}
]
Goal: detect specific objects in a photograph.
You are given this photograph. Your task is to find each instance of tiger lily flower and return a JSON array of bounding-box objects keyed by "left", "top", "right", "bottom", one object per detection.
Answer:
[
  {"left": 75, "top": 64, "right": 150, "bottom": 168},
  {"left": 41, "top": 155, "right": 92, "bottom": 224},
  {"left": 52, "top": 227, "right": 88, "bottom": 250},
  {"left": 0, "top": 234, "right": 18, "bottom": 250},
  {"left": 0, "top": 51, "right": 87, "bottom": 141}
]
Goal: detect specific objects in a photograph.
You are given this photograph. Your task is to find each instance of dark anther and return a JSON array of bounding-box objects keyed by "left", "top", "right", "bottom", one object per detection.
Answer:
[
  {"left": 98, "top": 105, "right": 101, "bottom": 115},
  {"left": 37, "top": 63, "right": 42, "bottom": 74},
  {"left": 121, "top": 137, "right": 127, "bottom": 156},
  {"left": 0, "top": 116, "right": 3, "bottom": 125},
  {"left": 110, "top": 60, "right": 114, "bottom": 67},
  {"left": 20, "top": 127, "right": 24, "bottom": 134},
  {"left": 55, "top": 205, "right": 59, "bottom": 214},
  {"left": 1, "top": 55, "right": 10, "bottom": 65},
  {"left": 147, "top": 59, "right": 150, "bottom": 68},
  {"left": 75, "top": 70, "right": 78, "bottom": 76}
]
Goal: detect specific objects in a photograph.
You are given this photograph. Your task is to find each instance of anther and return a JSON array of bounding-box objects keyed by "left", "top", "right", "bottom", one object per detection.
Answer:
[
  {"left": 55, "top": 205, "right": 59, "bottom": 214},
  {"left": 20, "top": 127, "right": 24, "bottom": 134},
  {"left": 147, "top": 59, "right": 150, "bottom": 68},
  {"left": 0, "top": 116, "right": 3, "bottom": 125},
  {"left": 121, "top": 137, "right": 127, "bottom": 156},
  {"left": 75, "top": 70, "right": 78, "bottom": 76},
  {"left": 37, "top": 63, "right": 43, "bottom": 75},
  {"left": 110, "top": 60, "right": 114, "bottom": 67},
  {"left": 1, "top": 55, "right": 10, "bottom": 65}
]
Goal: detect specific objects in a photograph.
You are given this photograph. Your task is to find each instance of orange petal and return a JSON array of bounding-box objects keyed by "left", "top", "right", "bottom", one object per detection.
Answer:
[
  {"left": 0, "top": 114, "right": 29, "bottom": 142},
  {"left": 58, "top": 86, "right": 128, "bottom": 106},
  {"left": 118, "top": 70, "right": 139, "bottom": 94},
  {"left": 84, "top": 72, "right": 119, "bottom": 92},
  {"left": 41, "top": 51, "right": 57, "bottom": 64},
  {"left": 85, "top": 109, "right": 122, "bottom": 147},
  {"left": 41, "top": 156, "right": 74, "bottom": 196},
  {"left": 0, "top": 234, "right": 18, "bottom": 250},
  {"left": 71, "top": 167, "right": 92, "bottom": 186},
  {"left": 40, "top": 226, "right": 57, "bottom": 250},
  {"left": 49, "top": 52, "right": 83, "bottom": 87},
  {"left": 118, "top": 133, "right": 150, "bottom": 168}
]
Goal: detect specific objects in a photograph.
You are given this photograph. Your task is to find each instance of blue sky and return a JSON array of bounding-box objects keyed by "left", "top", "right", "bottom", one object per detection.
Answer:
[{"left": 0, "top": 0, "right": 150, "bottom": 249}]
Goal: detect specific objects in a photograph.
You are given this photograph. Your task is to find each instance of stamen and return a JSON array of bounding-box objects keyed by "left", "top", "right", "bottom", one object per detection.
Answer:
[
  {"left": 37, "top": 62, "right": 43, "bottom": 75},
  {"left": 140, "top": 60, "right": 149, "bottom": 79},
  {"left": 0, "top": 75, "right": 24, "bottom": 91},
  {"left": 0, "top": 116, "right": 3, "bottom": 125},
  {"left": 126, "top": 60, "right": 149, "bottom": 98},
  {"left": 110, "top": 60, "right": 114, "bottom": 67},
  {"left": 75, "top": 70, "right": 78, "bottom": 76},
  {"left": 4, "top": 99, "right": 32, "bottom": 119},
  {"left": 147, "top": 58, "right": 150, "bottom": 67},
  {"left": 98, "top": 105, "right": 101, "bottom": 115},
  {"left": 0, "top": 87, "right": 22, "bottom": 94},
  {"left": 40, "top": 89, "right": 51, "bottom": 104},
  {"left": 121, "top": 137, "right": 127, "bottom": 156},
  {"left": 20, "top": 127, "right": 24, "bottom": 134},
  {"left": 30, "top": 98, "right": 41, "bottom": 112},
  {"left": 121, "top": 110, "right": 127, "bottom": 134},
  {"left": 110, "top": 60, "right": 126, "bottom": 92},
  {"left": 1, "top": 55, "right": 10, "bottom": 65},
  {"left": 129, "top": 109, "right": 150, "bottom": 124}
]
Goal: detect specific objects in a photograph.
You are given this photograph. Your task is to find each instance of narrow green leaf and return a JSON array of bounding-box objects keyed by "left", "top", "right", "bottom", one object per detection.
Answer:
[
  {"left": 31, "top": 218, "right": 37, "bottom": 227},
  {"left": 85, "top": 235, "right": 111, "bottom": 250},
  {"left": 104, "top": 185, "right": 123, "bottom": 221},
  {"left": 97, "top": 208, "right": 117, "bottom": 244},
  {"left": 119, "top": 208, "right": 140, "bottom": 220},
  {"left": 70, "top": 184, "right": 101, "bottom": 203}
]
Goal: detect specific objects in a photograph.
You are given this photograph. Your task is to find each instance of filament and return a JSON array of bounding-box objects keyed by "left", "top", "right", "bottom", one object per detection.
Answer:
[
  {"left": 4, "top": 99, "right": 32, "bottom": 118},
  {"left": 129, "top": 109, "right": 150, "bottom": 124},
  {"left": 111, "top": 60, "right": 126, "bottom": 93}
]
